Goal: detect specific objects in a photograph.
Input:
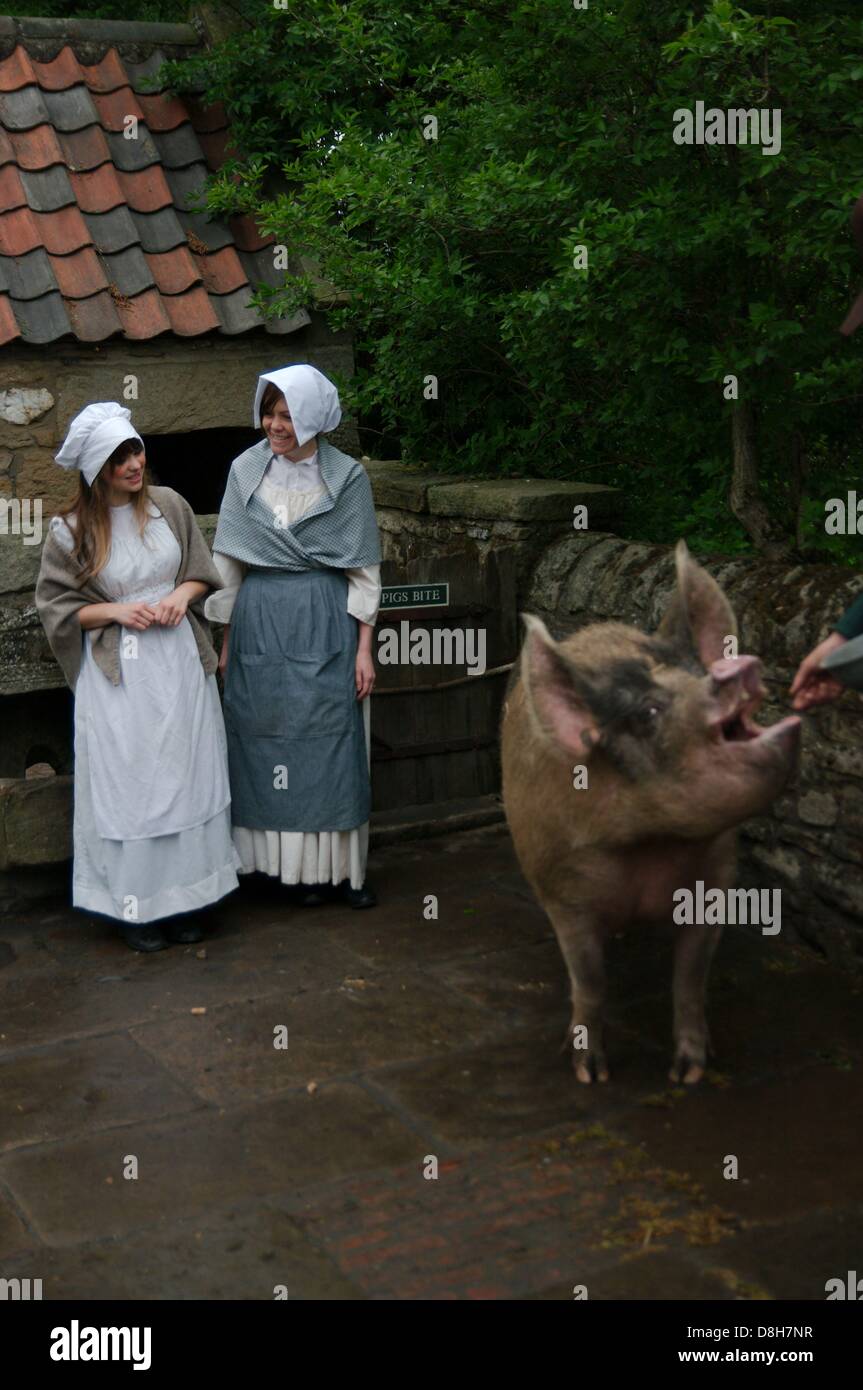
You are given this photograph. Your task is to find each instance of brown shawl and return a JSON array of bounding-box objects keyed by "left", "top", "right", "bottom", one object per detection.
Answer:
[{"left": 35, "top": 485, "right": 224, "bottom": 691}]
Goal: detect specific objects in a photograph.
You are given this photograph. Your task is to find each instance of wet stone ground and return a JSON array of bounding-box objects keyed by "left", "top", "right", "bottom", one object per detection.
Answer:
[{"left": 1, "top": 823, "right": 861, "bottom": 1301}]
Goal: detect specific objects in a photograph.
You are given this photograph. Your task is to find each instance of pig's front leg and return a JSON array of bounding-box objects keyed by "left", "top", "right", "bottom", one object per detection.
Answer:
[
  {"left": 546, "top": 905, "right": 609, "bottom": 1083},
  {"left": 670, "top": 921, "right": 722, "bottom": 1085}
]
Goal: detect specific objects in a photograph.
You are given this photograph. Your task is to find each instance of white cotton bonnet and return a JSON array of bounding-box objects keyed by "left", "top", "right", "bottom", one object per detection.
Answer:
[
  {"left": 252, "top": 364, "right": 342, "bottom": 446},
  {"left": 55, "top": 402, "right": 141, "bottom": 486}
]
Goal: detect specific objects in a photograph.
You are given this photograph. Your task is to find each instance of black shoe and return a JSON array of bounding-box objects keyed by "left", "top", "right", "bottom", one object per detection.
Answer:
[
  {"left": 164, "top": 918, "right": 206, "bottom": 944},
  {"left": 120, "top": 924, "right": 168, "bottom": 953},
  {"left": 295, "top": 884, "right": 328, "bottom": 907},
  {"left": 338, "top": 881, "right": 377, "bottom": 909}
]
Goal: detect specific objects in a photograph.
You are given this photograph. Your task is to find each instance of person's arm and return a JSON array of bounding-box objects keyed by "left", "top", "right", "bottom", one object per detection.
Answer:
[
  {"left": 150, "top": 580, "right": 208, "bottom": 628},
  {"left": 78, "top": 602, "right": 155, "bottom": 632},
  {"left": 203, "top": 553, "right": 247, "bottom": 674},
  {"left": 347, "top": 565, "right": 380, "bottom": 701},
  {"left": 834, "top": 591, "right": 863, "bottom": 640}
]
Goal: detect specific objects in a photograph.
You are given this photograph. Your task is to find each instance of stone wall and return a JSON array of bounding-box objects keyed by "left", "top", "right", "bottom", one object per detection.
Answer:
[
  {"left": 527, "top": 532, "right": 863, "bottom": 966},
  {"left": 0, "top": 315, "right": 358, "bottom": 514}
]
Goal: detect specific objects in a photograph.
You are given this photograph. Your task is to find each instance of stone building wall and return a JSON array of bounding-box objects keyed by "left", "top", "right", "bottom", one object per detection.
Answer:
[{"left": 0, "top": 314, "right": 358, "bottom": 514}]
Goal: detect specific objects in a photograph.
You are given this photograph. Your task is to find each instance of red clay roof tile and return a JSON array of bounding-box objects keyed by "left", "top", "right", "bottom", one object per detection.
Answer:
[
  {"left": 34, "top": 204, "right": 93, "bottom": 256},
  {"left": 57, "top": 124, "right": 112, "bottom": 172},
  {"left": 194, "top": 244, "right": 247, "bottom": 295},
  {"left": 32, "top": 48, "right": 88, "bottom": 94},
  {"left": 8, "top": 123, "right": 64, "bottom": 170},
  {"left": 78, "top": 49, "right": 129, "bottom": 96},
  {"left": 0, "top": 293, "right": 21, "bottom": 347},
  {"left": 162, "top": 283, "right": 221, "bottom": 335},
  {"left": 196, "top": 126, "right": 234, "bottom": 173},
  {"left": 68, "top": 163, "right": 125, "bottom": 214},
  {"left": 138, "top": 91, "right": 189, "bottom": 133},
  {"left": 113, "top": 285, "right": 173, "bottom": 337},
  {"left": 90, "top": 87, "right": 145, "bottom": 133},
  {"left": 145, "top": 245, "right": 200, "bottom": 295},
  {"left": 0, "top": 205, "right": 42, "bottom": 256},
  {"left": 0, "top": 125, "right": 14, "bottom": 167},
  {"left": 0, "top": 47, "right": 37, "bottom": 94},
  {"left": 50, "top": 245, "right": 110, "bottom": 299},
  {"left": 117, "top": 165, "right": 173, "bottom": 213},
  {"left": 229, "top": 212, "right": 273, "bottom": 253},
  {"left": 184, "top": 96, "right": 228, "bottom": 134},
  {"left": 0, "top": 162, "right": 26, "bottom": 211}
]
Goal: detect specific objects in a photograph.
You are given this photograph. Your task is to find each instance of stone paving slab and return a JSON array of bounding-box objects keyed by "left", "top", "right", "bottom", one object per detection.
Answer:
[
  {"left": 1, "top": 1200, "right": 364, "bottom": 1300},
  {"left": 0, "top": 1082, "right": 422, "bottom": 1247},
  {"left": 320, "top": 889, "right": 553, "bottom": 971},
  {"left": 130, "top": 969, "right": 506, "bottom": 1106},
  {"left": 0, "top": 1193, "right": 32, "bottom": 1260},
  {"left": 0, "top": 1032, "right": 201, "bottom": 1153}
]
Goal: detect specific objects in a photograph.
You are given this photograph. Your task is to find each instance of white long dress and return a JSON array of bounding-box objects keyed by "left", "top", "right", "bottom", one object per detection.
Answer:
[
  {"left": 51, "top": 500, "right": 241, "bottom": 924},
  {"left": 204, "top": 449, "right": 381, "bottom": 890}
]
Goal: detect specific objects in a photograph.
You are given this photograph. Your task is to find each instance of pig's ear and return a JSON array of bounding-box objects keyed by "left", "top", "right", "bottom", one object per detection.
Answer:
[
  {"left": 656, "top": 539, "right": 737, "bottom": 668},
  {"left": 520, "top": 613, "right": 600, "bottom": 758}
]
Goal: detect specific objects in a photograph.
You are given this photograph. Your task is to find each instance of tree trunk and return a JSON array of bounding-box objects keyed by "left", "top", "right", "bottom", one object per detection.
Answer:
[{"left": 729, "top": 400, "right": 794, "bottom": 559}]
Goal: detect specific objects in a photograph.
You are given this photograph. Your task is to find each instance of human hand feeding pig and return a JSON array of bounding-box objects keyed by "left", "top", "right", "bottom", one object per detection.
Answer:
[{"left": 501, "top": 540, "right": 800, "bottom": 1086}]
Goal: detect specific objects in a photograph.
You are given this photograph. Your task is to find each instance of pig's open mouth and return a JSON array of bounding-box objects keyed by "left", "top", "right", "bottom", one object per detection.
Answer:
[
  {"left": 709, "top": 656, "right": 800, "bottom": 747},
  {"left": 715, "top": 703, "right": 800, "bottom": 746},
  {"left": 720, "top": 711, "right": 760, "bottom": 742}
]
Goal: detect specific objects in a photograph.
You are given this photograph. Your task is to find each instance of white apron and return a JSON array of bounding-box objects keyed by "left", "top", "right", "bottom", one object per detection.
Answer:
[{"left": 76, "top": 504, "right": 230, "bottom": 840}]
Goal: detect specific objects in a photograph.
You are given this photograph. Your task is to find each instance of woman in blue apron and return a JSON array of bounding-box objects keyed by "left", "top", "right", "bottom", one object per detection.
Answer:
[{"left": 205, "top": 365, "right": 382, "bottom": 907}]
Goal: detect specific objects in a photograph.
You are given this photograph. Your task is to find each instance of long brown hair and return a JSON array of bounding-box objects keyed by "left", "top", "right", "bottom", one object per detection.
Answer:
[{"left": 57, "top": 438, "right": 151, "bottom": 582}]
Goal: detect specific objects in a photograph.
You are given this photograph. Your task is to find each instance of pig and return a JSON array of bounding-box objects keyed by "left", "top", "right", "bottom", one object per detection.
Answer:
[{"left": 501, "top": 541, "right": 800, "bottom": 1085}]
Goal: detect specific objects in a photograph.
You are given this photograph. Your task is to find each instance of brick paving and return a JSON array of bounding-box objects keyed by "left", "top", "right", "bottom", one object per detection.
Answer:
[{"left": 1, "top": 823, "right": 861, "bottom": 1300}]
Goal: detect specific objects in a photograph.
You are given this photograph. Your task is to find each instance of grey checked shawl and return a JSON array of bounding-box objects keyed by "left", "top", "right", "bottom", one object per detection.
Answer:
[{"left": 213, "top": 437, "right": 381, "bottom": 571}]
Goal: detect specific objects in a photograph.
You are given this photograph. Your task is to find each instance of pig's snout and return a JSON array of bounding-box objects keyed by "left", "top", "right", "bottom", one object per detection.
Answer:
[{"left": 708, "top": 655, "right": 764, "bottom": 729}]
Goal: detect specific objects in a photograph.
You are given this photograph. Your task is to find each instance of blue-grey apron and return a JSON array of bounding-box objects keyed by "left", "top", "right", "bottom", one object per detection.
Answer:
[{"left": 223, "top": 567, "right": 370, "bottom": 832}]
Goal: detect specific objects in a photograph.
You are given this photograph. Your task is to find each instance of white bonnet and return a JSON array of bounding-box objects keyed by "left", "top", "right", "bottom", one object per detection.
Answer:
[
  {"left": 55, "top": 403, "right": 141, "bottom": 485},
  {"left": 252, "top": 364, "right": 341, "bottom": 446}
]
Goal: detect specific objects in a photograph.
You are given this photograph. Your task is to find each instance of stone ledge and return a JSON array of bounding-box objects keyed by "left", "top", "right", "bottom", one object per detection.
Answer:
[
  {"left": 364, "top": 460, "right": 451, "bottom": 513},
  {"left": 0, "top": 774, "right": 73, "bottom": 871},
  {"left": 365, "top": 460, "right": 622, "bottom": 522},
  {"left": 428, "top": 479, "right": 620, "bottom": 522}
]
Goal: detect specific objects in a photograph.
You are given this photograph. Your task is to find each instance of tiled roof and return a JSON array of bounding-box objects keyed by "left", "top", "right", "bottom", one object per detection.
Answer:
[{"left": 0, "top": 19, "right": 309, "bottom": 346}]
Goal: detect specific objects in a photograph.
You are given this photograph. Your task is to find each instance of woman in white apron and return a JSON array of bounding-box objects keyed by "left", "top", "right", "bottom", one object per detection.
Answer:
[
  {"left": 206, "top": 365, "right": 382, "bottom": 908},
  {"left": 36, "top": 403, "right": 240, "bottom": 951}
]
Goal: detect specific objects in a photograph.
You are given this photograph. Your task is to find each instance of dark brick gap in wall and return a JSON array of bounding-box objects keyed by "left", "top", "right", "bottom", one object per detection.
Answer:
[{"left": 143, "top": 428, "right": 261, "bottom": 515}]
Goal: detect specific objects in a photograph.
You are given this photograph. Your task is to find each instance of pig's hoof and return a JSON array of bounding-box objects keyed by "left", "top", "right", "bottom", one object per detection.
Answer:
[
  {"left": 573, "top": 1051, "right": 609, "bottom": 1084},
  {"left": 668, "top": 1051, "right": 705, "bottom": 1086}
]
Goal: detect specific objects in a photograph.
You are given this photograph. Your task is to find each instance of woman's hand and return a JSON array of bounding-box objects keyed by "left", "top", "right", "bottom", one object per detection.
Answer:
[
  {"left": 150, "top": 590, "right": 189, "bottom": 627},
  {"left": 218, "top": 625, "right": 230, "bottom": 677},
  {"left": 790, "top": 632, "right": 847, "bottom": 710},
  {"left": 110, "top": 602, "right": 156, "bottom": 631},
  {"left": 355, "top": 646, "right": 375, "bottom": 700}
]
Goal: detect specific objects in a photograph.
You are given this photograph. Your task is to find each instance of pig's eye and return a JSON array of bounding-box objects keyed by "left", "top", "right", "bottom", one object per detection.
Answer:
[{"left": 646, "top": 705, "right": 661, "bottom": 720}]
